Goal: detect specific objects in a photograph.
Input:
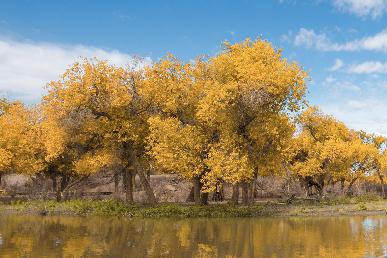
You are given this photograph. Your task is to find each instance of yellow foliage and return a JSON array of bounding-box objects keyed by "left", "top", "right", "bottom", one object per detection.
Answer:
[
  {"left": 147, "top": 116, "right": 208, "bottom": 179},
  {"left": 146, "top": 39, "right": 307, "bottom": 191},
  {"left": 204, "top": 139, "right": 254, "bottom": 191},
  {"left": 42, "top": 59, "right": 149, "bottom": 177},
  {"left": 0, "top": 101, "right": 45, "bottom": 175},
  {"left": 291, "top": 107, "right": 353, "bottom": 179},
  {"left": 73, "top": 149, "right": 119, "bottom": 175}
]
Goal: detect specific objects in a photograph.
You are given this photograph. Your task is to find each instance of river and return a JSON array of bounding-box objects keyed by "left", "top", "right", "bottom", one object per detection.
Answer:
[{"left": 0, "top": 215, "right": 385, "bottom": 257}]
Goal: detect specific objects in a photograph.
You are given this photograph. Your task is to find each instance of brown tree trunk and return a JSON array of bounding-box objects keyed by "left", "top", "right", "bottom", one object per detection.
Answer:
[
  {"left": 345, "top": 178, "right": 357, "bottom": 196},
  {"left": 201, "top": 192, "right": 209, "bottom": 205},
  {"left": 52, "top": 175, "right": 57, "bottom": 193},
  {"left": 114, "top": 172, "right": 119, "bottom": 193},
  {"left": 212, "top": 184, "right": 224, "bottom": 202},
  {"left": 193, "top": 177, "right": 201, "bottom": 205},
  {"left": 137, "top": 168, "right": 157, "bottom": 204},
  {"left": 313, "top": 182, "right": 323, "bottom": 198},
  {"left": 123, "top": 169, "right": 134, "bottom": 204},
  {"left": 340, "top": 178, "right": 345, "bottom": 194},
  {"left": 231, "top": 183, "right": 239, "bottom": 205},
  {"left": 241, "top": 182, "right": 249, "bottom": 205},
  {"left": 379, "top": 175, "right": 385, "bottom": 198},
  {"left": 249, "top": 173, "right": 257, "bottom": 203},
  {"left": 299, "top": 178, "right": 309, "bottom": 197},
  {"left": 186, "top": 187, "right": 195, "bottom": 202},
  {"left": 56, "top": 189, "right": 62, "bottom": 202},
  {"left": 112, "top": 171, "right": 120, "bottom": 199},
  {"left": 61, "top": 175, "right": 69, "bottom": 201},
  {"left": 56, "top": 175, "right": 69, "bottom": 202}
]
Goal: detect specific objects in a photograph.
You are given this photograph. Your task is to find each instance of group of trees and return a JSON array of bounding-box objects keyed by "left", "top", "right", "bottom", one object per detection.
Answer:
[{"left": 0, "top": 39, "right": 385, "bottom": 205}]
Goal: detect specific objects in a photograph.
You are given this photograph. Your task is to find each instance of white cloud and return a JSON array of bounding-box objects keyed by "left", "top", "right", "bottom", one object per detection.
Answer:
[
  {"left": 347, "top": 61, "right": 387, "bottom": 74},
  {"left": 291, "top": 28, "right": 387, "bottom": 52},
  {"left": 293, "top": 28, "right": 333, "bottom": 51},
  {"left": 318, "top": 77, "right": 387, "bottom": 135},
  {"left": 325, "top": 76, "right": 337, "bottom": 84},
  {"left": 322, "top": 76, "right": 361, "bottom": 92},
  {"left": 0, "top": 38, "right": 151, "bottom": 103},
  {"left": 322, "top": 98, "right": 387, "bottom": 135},
  {"left": 329, "top": 58, "right": 344, "bottom": 71},
  {"left": 346, "top": 99, "right": 377, "bottom": 109},
  {"left": 333, "top": 0, "right": 387, "bottom": 19}
]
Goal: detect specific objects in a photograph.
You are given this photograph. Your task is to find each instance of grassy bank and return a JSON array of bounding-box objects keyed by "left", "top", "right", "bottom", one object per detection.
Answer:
[{"left": 0, "top": 195, "right": 386, "bottom": 218}]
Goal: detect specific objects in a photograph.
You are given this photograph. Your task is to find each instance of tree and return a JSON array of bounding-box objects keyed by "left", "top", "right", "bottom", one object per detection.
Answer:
[
  {"left": 378, "top": 152, "right": 387, "bottom": 198},
  {"left": 198, "top": 39, "right": 306, "bottom": 204},
  {"left": 144, "top": 56, "right": 212, "bottom": 204},
  {"left": 0, "top": 100, "right": 45, "bottom": 185},
  {"left": 42, "top": 59, "right": 156, "bottom": 203},
  {"left": 41, "top": 98, "right": 109, "bottom": 201},
  {"left": 291, "top": 107, "right": 355, "bottom": 197},
  {"left": 357, "top": 131, "right": 386, "bottom": 198},
  {"left": 340, "top": 139, "right": 378, "bottom": 195},
  {"left": 146, "top": 39, "right": 307, "bottom": 204}
]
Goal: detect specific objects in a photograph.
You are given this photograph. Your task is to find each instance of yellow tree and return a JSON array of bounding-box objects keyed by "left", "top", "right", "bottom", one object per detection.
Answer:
[
  {"left": 146, "top": 39, "right": 307, "bottom": 204},
  {"left": 378, "top": 152, "right": 387, "bottom": 198},
  {"left": 144, "top": 56, "right": 212, "bottom": 204},
  {"left": 341, "top": 138, "right": 378, "bottom": 195},
  {"left": 42, "top": 59, "right": 156, "bottom": 203},
  {"left": 357, "top": 131, "right": 386, "bottom": 198},
  {"left": 0, "top": 99, "right": 12, "bottom": 183},
  {"left": 291, "top": 107, "right": 355, "bottom": 197},
  {"left": 0, "top": 100, "right": 45, "bottom": 185},
  {"left": 198, "top": 39, "right": 306, "bottom": 204}
]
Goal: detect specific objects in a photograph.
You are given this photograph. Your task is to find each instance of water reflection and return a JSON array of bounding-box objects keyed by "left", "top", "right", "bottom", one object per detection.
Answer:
[{"left": 0, "top": 215, "right": 385, "bottom": 257}]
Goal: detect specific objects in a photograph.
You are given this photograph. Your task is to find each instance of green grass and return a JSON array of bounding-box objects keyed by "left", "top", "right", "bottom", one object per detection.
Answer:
[
  {"left": 1, "top": 196, "right": 385, "bottom": 218},
  {"left": 320, "top": 193, "right": 383, "bottom": 205},
  {"left": 1, "top": 200, "right": 282, "bottom": 218}
]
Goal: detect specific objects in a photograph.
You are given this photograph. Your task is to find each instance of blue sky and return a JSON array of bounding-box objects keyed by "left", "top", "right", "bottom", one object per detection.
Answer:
[{"left": 0, "top": 0, "right": 387, "bottom": 134}]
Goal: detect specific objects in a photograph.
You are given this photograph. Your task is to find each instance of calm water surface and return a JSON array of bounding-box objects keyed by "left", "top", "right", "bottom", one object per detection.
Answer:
[{"left": 0, "top": 215, "right": 385, "bottom": 258}]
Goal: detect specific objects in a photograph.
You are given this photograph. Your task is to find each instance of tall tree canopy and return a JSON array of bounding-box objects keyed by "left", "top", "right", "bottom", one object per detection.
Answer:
[
  {"left": 146, "top": 39, "right": 307, "bottom": 204},
  {"left": 42, "top": 60, "right": 156, "bottom": 203},
  {"left": 0, "top": 101, "right": 45, "bottom": 183}
]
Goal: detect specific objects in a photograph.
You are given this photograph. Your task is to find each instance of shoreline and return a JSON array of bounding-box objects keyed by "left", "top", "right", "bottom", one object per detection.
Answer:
[{"left": 0, "top": 198, "right": 386, "bottom": 218}]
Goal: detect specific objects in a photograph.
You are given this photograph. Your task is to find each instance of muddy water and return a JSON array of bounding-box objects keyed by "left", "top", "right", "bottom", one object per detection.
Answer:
[{"left": 0, "top": 215, "right": 385, "bottom": 257}]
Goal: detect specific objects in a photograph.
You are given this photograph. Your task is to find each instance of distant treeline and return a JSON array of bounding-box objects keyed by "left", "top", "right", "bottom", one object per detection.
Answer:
[{"left": 0, "top": 39, "right": 385, "bottom": 204}]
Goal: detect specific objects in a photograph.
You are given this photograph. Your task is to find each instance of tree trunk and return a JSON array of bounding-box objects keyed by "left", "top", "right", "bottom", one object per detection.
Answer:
[
  {"left": 340, "top": 178, "right": 345, "bottom": 194},
  {"left": 316, "top": 175, "right": 325, "bottom": 198},
  {"left": 55, "top": 175, "right": 69, "bottom": 202},
  {"left": 212, "top": 184, "right": 224, "bottom": 202},
  {"left": 137, "top": 168, "right": 157, "bottom": 204},
  {"left": 52, "top": 175, "right": 57, "bottom": 193},
  {"left": 60, "top": 175, "right": 70, "bottom": 201},
  {"left": 231, "top": 184, "right": 239, "bottom": 205},
  {"left": 56, "top": 189, "right": 62, "bottom": 202},
  {"left": 299, "top": 178, "right": 310, "bottom": 197},
  {"left": 186, "top": 187, "right": 195, "bottom": 202},
  {"left": 241, "top": 182, "right": 249, "bottom": 205},
  {"left": 193, "top": 177, "right": 201, "bottom": 205},
  {"left": 379, "top": 175, "right": 385, "bottom": 198},
  {"left": 249, "top": 173, "right": 257, "bottom": 202},
  {"left": 201, "top": 192, "right": 209, "bottom": 205},
  {"left": 114, "top": 172, "right": 119, "bottom": 193},
  {"left": 345, "top": 178, "right": 357, "bottom": 196},
  {"left": 123, "top": 169, "right": 134, "bottom": 204},
  {"left": 314, "top": 182, "right": 323, "bottom": 198}
]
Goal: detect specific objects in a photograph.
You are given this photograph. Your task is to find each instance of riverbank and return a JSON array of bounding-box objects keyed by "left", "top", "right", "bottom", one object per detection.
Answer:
[{"left": 0, "top": 195, "right": 386, "bottom": 218}]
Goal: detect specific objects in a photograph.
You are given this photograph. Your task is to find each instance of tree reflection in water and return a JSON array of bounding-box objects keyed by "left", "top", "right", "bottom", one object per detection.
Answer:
[{"left": 0, "top": 215, "right": 385, "bottom": 257}]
